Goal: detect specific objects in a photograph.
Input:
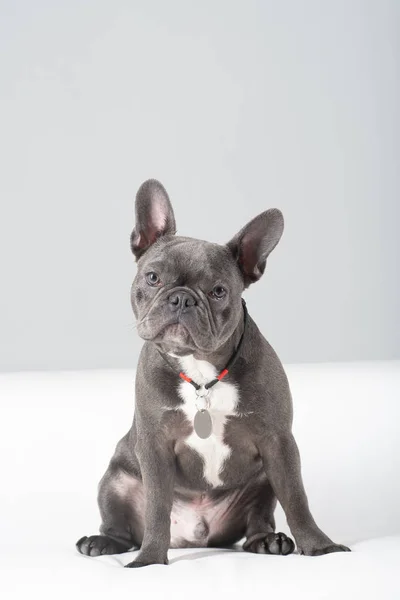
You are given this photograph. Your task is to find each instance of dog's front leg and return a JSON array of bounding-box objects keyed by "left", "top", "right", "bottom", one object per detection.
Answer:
[
  {"left": 260, "top": 432, "right": 350, "bottom": 556},
  {"left": 125, "top": 436, "right": 175, "bottom": 568}
]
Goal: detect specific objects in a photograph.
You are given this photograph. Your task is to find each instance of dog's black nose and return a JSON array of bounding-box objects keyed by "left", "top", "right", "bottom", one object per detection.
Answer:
[{"left": 168, "top": 291, "right": 197, "bottom": 312}]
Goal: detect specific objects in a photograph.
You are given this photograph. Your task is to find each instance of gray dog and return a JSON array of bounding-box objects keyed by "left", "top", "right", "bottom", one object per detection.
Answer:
[{"left": 76, "top": 179, "right": 350, "bottom": 567}]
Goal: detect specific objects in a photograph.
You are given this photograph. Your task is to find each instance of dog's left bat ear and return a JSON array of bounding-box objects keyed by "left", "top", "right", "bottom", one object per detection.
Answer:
[
  {"left": 227, "top": 209, "right": 284, "bottom": 287},
  {"left": 130, "top": 179, "right": 176, "bottom": 260}
]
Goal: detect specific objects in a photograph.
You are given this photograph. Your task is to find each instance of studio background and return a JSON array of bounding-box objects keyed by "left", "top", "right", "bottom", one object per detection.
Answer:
[{"left": 0, "top": 0, "right": 399, "bottom": 372}]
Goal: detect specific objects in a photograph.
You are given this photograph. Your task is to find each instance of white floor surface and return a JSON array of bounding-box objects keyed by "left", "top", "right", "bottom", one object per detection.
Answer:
[{"left": 1, "top": 361, "right": 399, "bottom": 599}]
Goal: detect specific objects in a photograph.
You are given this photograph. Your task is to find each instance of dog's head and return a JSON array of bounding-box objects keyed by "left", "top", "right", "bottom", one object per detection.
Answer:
[{"left": 130, "top": 179, "right": 284, "bottom": 356}]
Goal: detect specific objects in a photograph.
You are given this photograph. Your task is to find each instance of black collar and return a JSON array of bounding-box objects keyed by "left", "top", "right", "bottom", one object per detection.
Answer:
[{"left": 158, "top": 298, "right": 248, "bottom": 392}]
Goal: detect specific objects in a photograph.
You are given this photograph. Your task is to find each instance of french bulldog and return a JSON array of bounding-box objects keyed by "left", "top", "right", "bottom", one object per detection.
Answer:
[{"left": 76, "top": 179, "right": 350, "bottom": 567}]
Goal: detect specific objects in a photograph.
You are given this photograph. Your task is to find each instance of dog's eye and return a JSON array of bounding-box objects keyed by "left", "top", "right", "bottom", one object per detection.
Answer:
[
  {"left": 145, "top": 272, "right": 160, "bottom": 286},
  {"left": 210, "top": 285, "right": 226, "bottom": 299}
]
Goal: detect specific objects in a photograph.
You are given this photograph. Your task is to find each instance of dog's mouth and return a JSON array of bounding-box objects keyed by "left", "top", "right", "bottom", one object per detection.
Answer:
[
  {"left": 159, "top": 323, "right": 191, "bottom": 344},
  {"left": 157, "top": 323, "right": 193, "bottom": 348},
  {"left": 144, "top": 322, "right": 194, "bottom": 356},
  {"left": 136, "top": 301, "right": 213, "bottom": 354}
]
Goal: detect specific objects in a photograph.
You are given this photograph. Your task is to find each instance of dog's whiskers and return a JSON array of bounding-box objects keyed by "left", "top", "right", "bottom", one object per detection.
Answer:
[{"left": 129, "top": 315, "right": 156, "bottom": 331}]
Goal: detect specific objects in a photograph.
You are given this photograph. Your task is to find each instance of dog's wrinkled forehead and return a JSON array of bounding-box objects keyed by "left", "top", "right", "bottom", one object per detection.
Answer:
[{"left": 138, "top": 235, "right": 242, "bottom": 290}]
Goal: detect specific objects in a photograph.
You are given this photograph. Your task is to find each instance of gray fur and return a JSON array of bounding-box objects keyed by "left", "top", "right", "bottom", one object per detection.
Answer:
[{"left": 76, "top": 179, "right": 350, "bottom": 567}]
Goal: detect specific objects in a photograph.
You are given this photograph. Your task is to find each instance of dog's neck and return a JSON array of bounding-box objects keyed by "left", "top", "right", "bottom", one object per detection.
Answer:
[{"left": 190, "top": 314, "right": 245, "bottom": 371}]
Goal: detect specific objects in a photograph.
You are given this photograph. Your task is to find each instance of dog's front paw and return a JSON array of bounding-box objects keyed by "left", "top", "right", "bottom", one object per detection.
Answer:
[
  {"left": 243, "top": 532, "right": 295, "bottom": 556},
  {"left": 299, "top": 542, "right": 351, "bottom": 556},
  {"left": 125, "top": 556, "right": 168, "bottom": 568},
  {"left": 76, "top": 535, "right": 129, "bottom": 557}
]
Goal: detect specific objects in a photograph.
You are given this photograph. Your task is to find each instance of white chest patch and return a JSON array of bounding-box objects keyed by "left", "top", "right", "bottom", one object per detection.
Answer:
[{"left": 177, "top": 355, "right": 239, "bottom": 487}]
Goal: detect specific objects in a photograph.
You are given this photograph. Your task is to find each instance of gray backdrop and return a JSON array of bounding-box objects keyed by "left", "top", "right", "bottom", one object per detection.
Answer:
[{"left": 1, "top": 0, "right": 399, "bottom": 372}]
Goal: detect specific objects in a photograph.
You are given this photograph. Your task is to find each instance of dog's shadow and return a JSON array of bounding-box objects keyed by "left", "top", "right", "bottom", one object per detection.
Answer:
[{"left": 169, "top": 546, "right": 239, "bottom": 564}]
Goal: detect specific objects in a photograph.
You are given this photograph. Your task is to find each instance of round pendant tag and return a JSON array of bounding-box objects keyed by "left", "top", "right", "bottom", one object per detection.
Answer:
[{"left": 193, "top": 409, "right": 212, "bottom": 439}]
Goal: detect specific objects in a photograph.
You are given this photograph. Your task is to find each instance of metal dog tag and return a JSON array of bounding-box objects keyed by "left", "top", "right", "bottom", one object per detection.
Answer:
[{"left": 194, "top": 409, "right": 212, "bottom": 439}]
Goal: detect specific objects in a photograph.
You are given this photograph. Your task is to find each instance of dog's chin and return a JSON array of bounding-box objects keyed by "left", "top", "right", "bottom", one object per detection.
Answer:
[{"left": 155, "top": 323, "right": 197, "bottom": 356}]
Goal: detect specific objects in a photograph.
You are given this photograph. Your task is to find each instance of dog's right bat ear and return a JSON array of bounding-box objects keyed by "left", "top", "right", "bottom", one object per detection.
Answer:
[{"left": 130, "top": 179, "right": 176, "bottom": 260}]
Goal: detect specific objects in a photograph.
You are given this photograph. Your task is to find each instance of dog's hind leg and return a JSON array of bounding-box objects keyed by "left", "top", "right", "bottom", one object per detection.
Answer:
[{"left": 76, "top": 466, "right": 145, "bottom": 557}]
